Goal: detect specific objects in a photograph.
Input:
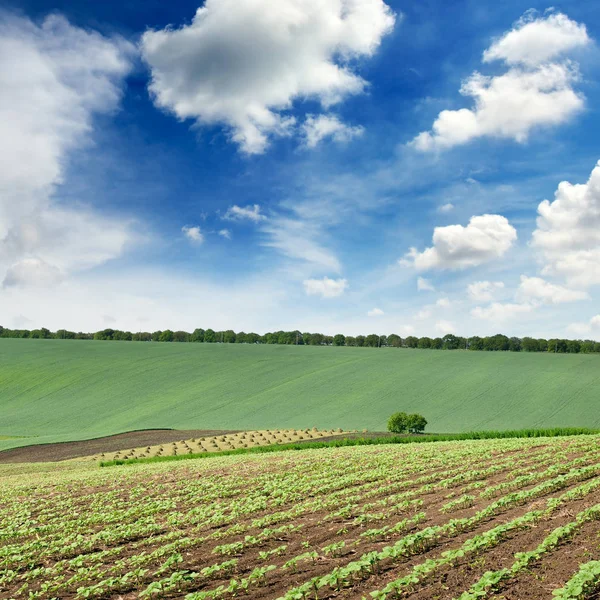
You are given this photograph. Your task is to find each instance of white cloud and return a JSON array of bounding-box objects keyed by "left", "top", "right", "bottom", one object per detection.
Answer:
[
  {"left": 402, "top": 214, "right": 517, "bottom": 271},
  {"left": 417, "top": 276, "right": 435, "bottom": 291},
  {"left": 0, "top": 13, "right": 135, "bottom": 288},
  {"left": 262, "top": 217, "right": 341, "bottom": 272},
  {"left": 218, "top": 228, "right": 232, "bottom": 240},
  {"left": 367, "top": 307, "right": 384, "bottom": 317},
  {"left": 483, "top": 11, "right": 590, "bottom": 67},
  {"left": 567, "top": 314, "right": 600, "bottom": 336},
  {"left": 182, "top": 225, "right": 204, "bottom": 244},
  {"left": 435, "top": 320, "right": 455, "bottom": 334},
  {"left": 471, "top": 302, "right": 533, "bottom": 321},
  {"left": 2, "top": 258, "right": 63, "bottom": 288},
  {"left": 223, "top": 204, "right": 267, "bottom": 223},
  {"left": 532, "top": 161, "right": 600, "bottom": 287},
  {"left": 141, "top": 0, "right": 395, "bottom": 154},
  {"left": 303, "top": 276, "right": 348, "bottom": 298},
  {"left": 412, "top": 11, "right": 590, "bottom": 152},
  {"left": 437, "top": 203, "right": 455, "bottom": 213},
  {"left": 517, "top": 275, "right": 589, "bottom": 304},
  {"left": 302, "top": 114, "right": 364, "bottom": 148},
  {"left": 467, "top": 280, "right": 505, "bottom": 302},
  {"left": 415, "top": 308, "right": 432, "bottom": 321},
  {"left": 436, "top": 297, "right": 451, "bottom": 308}
]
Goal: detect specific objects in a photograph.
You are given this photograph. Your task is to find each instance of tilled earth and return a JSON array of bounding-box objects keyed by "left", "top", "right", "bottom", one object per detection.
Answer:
[{"left": 1, "top": 434, "right": 600, "bottom": 599}]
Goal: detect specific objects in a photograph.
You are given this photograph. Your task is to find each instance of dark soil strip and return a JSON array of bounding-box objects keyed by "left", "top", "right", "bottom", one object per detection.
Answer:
[{"left": 0, "top": 429, "right": 241, "bottom": 463}]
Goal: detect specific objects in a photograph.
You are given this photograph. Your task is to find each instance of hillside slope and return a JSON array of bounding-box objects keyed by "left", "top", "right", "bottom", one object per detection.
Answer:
[{"left": 1, "top": 338, "right": 600, "bottom": 450}]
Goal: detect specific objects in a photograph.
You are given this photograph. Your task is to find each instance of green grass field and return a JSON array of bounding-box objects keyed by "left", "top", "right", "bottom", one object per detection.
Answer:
[{"left": 2, "top": 338, "right": 600, "bottom": 451}]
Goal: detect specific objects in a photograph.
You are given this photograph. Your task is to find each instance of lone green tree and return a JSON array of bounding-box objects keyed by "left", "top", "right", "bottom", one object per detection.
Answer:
[
  {"left": 387, "top": 412, "right": 427, "bottom": 434},
  {"left": 406, "top": 413, "right": 428, "bottom": 433},
  {"left": 387, "top": 412, "right": 409, "bottom": 433}
]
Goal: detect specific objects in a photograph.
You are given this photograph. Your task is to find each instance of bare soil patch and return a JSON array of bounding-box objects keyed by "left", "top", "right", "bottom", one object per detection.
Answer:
[{"left": 0, "top": 429, "right": 240, "bottom": 463}]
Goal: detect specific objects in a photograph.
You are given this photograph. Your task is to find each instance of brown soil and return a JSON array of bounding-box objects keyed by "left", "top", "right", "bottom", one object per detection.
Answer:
[
  {"left": 4, "top": 437, "right": 599, "bottom": 600},
  {"left": 0, "top": 429, "right": 241, "bottom": 463},
  {"left": 0, "top": 430, "right": 416, "bottom": 464}
]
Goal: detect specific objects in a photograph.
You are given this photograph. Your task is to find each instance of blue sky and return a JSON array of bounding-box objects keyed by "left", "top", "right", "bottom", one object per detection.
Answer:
[{"left": 1, "top": 0, "right": 599, "bottom": 337}]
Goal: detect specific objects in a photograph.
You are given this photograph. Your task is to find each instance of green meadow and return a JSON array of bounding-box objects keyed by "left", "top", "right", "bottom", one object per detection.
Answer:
[{"left": 2, "top": 338, "right": 600, "bottom": 451}]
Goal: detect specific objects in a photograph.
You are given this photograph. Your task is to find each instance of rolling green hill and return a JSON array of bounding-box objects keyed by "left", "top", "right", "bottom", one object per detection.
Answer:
[{"left": 1, "top": 338, "right": 600, "bottom": 451}]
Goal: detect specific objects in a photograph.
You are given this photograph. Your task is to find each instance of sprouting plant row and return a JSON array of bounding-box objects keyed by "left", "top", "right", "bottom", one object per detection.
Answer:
[
  {"left": 455, "top": 502, "right": 600, "bottom": 600},
  {"left": 365, "top": 473, "right": 600, "bottom": 600}
]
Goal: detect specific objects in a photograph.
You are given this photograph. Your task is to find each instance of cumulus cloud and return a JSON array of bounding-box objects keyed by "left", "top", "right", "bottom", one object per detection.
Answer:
[
  {"left": 467, "top": 280, "right": 505, "bottom": 302},
  {"left": 417, "top": 276, "right": 435, "bottom": 291},
  {"left": 367, "top": 307, "right": 384, "bottom": 317},
  {"left": 471, "top": 302, "right": 533, "bottom": 321},
  {"left": 567, "top": 314, "right": 600, "bottom": 336},
  {"left": 402, "top": 214, "right": 517, "bottom": 271},
  {"left": 141, "top": 0, "right": 395, "bottom": 154},
  {"left": 0, "top": 13, "right": 135, "bottom": 287},
  {"left": 182, "top": 225, "right": 204, "bottom": 244},
  {"left": 436, "top": 297, "right": 451, "bottom": 308},
  {"left": 302, "top": 114, "right": 364, "bottom": 148},
  {"left": 532, "top": 161, "right": 600, "bottom": 287},
  {"left": 517, "top": 275, "right": 589, "bottom": 304},
  {"left": 412, "top": 11, "right": 590, "bottom": 152},
  {"left": 223, "top": 204, "right": 267, "bottom": 223},
  {"left": 483, "top": 11, "right": 590, "bottom": 67},
  {"left": 303, "top": 276, "right": 348, "bottom": 298},
  {"left": 218, "top": 229, "right": 231, "bottom": 240},
  {"left": 435, "top": 320, "right": 455, "bottom": 334},
  {"left": 2, "top": 258, "right": 63, "bottom": 288},
  {"left": 437, "top": 203, "right": 455, "bottom": 213}
]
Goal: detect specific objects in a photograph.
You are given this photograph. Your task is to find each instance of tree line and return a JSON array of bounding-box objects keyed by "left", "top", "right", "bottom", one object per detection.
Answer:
[{"left": 1, "top": 326, "right": 599, "bottom": 354}]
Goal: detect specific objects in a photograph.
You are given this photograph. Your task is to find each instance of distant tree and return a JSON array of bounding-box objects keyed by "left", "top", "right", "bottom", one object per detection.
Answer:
[
  {"left": 333, "top": 334, "right": 346, "bottom": 346},
  {"left": 191, "top": 328, "right": 205, "bottom": 342},
  {"left": 94, "top": 329, "right": 115, "bottom": 341},
  {"left": 417, "top": 337, "right": 432, "bottom": 349},
  {"left": 387, "top": 412, "right": 409, "bottom": 434},
  {"left": 442, "top": 334, "right": 460, "bottom": 350},
  {"left": 355, "top": 335, "right": 365, "bottom": 347},
  {"left": 566, "top": 339, "right": 581, "bottom": 353},
  {"left": 173, "top": 330, "right": 190, "bottom": 342},
  {"left": 365, "top": 334, "right": 380, "bottom": 347},
  {"left": 261, "top": 332, "right": 277, "bottom": 344},
  {"left": 509, "top": 337, "right": 522, "bottom": 352},
  {"left": 113, "top": 330, "right": 133, "bottom": 341},
  {"left": 133, "top": 332, "right": 152, "bottom": 342},
  {"left": 246, "top": 332, "right": 261, "bottom": 344},
  {"left": 521, "top": 337, "right": 539, "bottom": 352},
  {"left": 310, "top": 333, "right": 324, "bottom": 346},
  {"left": 548, "top": 338, "right": 567, "bottom": 353},
  {"left": 302, "top": 332, "right": 312, "bottom": 346},
  {"left": 469, "top": 336, "right": 484, "bottom": 351},
  {"left": 56, "top": 329, "right": 76, "bottom": 339},
  {"left": 223, "top": 330, "right": 236, "bottom": 343},
  {"left": 345, "top": 336, "right": 356, "bottom": 346},
  {"left": 406, "top": 413, "right": 428, "bottom": 434},
  {"left": 580, "top": 340, "right": 595, "bottom": 354},
  {"left": 159, "top": 330, "right": 174, "bottom": 342},
  {"left": 204, "top": 328, "right": 216, "bottom": 343},
  {"left": 405, "top": 336, "right": 418, "bottom": 348},
  {"left": 431, "top": 337, "right": 443, "bottom": 349},
  {"left": 387, "top": 334, "right": 402, "bottom": 348},
  {"left": 151, "top": 331, "right": 162, "bottom": 342}
]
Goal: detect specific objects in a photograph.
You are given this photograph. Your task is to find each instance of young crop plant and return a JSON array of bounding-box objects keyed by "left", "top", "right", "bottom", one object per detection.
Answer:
[{"left": 553, "top": 560, "right": 600, "bottom": 598}]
